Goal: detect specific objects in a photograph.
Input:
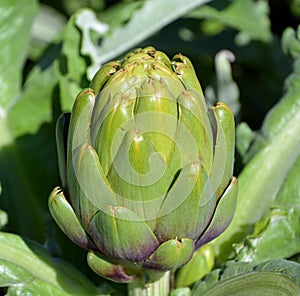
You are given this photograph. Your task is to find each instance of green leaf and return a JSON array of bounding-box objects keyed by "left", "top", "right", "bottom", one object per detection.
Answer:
[
  {"left": 235, "top": 208, "right": 300, "bottom": 263},
  {"left": 75, "top": 0, "right": 212, "bottom": 79},
  {"left": 55, "top": 10, "right": 91, "bottom": 111},
  {"left": 29, "top": 4, "right": 66, "bottom": 60},
  {"left": 7, "top": 66, "right": 57, "bottom": 138},
  {"left": 1, "top": 263, "right": 66, "bottom": 296},
  {"left": 235, "top": 155, "right": 300, "bottom": 263},
  {"left": 210, "top": 26, "right": 300, "bottom": 261},
  {"left": 192, "top": 259, "right": 300, "bottom": 296},
  {"left": 0, "top": 2, "right": 85, "bottom": 241},
  {"left": 0, "top": 0, "right": 56, "bottom": 241},
  {"left": 0, "top": 66, "right": 59, "bottom": 241},
  {"left": 0, "top": 0, "right": 38, "bottom": 108},
  {"left": 61, "top": 12, "right": 89, "bottom": 85},
  {"left": 0, "top": 0, "right": 37, "bottom": 146},
  {"left": 0, "top": 232, "right": 104, "bottom": 295},
  {"left": 190, "top": 0, "right": 272, "bottom": 45},
  {"left": 100, "top": 1, "right": 144, "bottom": 32}
]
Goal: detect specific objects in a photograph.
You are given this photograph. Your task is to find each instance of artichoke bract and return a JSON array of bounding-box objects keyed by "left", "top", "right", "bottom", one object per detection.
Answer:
[{"left": 49, "top": 47, "right": 237, "bottom": 283}]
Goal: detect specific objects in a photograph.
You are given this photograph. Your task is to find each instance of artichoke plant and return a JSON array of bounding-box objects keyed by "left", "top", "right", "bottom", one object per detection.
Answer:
[{"left": 49, "top": 46, "right": 237, "bottom": 283}]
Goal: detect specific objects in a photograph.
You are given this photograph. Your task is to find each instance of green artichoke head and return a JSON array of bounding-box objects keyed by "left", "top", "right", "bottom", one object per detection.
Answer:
[{"left": 49, "top": 47, "right": 237, "bottom": 283}]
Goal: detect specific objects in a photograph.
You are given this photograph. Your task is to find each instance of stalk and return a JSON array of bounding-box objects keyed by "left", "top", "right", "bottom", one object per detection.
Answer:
[{"left": 128, "top": 271, "right": 170, "bottom": 296}]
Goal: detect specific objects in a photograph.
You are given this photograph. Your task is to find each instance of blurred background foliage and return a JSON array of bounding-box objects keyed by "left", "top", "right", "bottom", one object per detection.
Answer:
[
  {"left": 29, "top": 0, "right": 299, "bottom": 130},
  {"left": 1, "top": 0, "right": 300, "bottom": 292}
]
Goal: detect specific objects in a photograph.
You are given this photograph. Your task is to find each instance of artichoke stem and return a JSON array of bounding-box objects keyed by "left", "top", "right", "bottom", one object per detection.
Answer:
[{"left": 128, "top": 271, "right": 170, "bottom": 296}]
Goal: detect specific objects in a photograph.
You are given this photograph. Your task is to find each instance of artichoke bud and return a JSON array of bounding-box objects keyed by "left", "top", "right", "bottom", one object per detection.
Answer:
[{"left": 49, "top": 47, "right": 237, "bottom": 282}]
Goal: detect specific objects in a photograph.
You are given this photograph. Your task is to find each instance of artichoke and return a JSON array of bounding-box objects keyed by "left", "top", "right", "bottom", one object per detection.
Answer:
[{"left": 49, "top": 47, "right": 237, "bottom": 283}]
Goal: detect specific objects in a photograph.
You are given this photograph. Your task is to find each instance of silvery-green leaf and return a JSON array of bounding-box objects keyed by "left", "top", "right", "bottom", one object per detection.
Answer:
[
  {"left": 0, "top": 232, "right": 103, "bottom": 295},
  {"left": 193, "top": 259, "right": 300, "bottom": 296},
  {"left": 210, "top": 26, "right": 300, "bottom": 261}
]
